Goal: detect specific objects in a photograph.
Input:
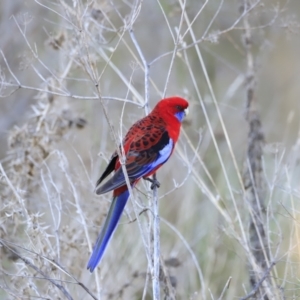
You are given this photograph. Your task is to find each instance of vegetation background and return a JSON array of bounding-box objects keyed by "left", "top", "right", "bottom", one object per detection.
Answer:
[{"left": 0, "top": 0, "right": 300, "bottom": 299}]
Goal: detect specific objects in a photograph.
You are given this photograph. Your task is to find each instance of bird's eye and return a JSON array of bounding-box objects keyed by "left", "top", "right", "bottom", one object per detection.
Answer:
[{"left": 176, "top": 105, "right": 183, "bottom": 111}]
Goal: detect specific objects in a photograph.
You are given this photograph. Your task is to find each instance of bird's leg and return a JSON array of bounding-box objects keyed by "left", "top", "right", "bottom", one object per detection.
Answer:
[{"left": 143, "top": 177, "right": 161, "bottom": 190}]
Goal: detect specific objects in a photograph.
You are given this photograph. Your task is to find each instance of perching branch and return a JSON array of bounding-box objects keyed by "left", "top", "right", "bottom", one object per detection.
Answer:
[{"left": 129, "top": 26, "right": 161, "bottom": 300}]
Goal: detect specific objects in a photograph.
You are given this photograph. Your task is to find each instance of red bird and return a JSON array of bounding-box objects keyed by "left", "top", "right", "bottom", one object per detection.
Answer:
[{"left": 87, "top": 96, "right": 189, "bottom": 272}]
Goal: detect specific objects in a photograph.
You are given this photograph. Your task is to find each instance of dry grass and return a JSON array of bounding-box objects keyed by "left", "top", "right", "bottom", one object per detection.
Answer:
[{"left": 1, "top": 0, "right": 300, "bottom": 299}]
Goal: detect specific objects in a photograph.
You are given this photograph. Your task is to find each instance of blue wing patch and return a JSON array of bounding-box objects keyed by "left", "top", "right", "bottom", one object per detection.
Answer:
[{"left": 96, "top": 138, "right": 174, "bottom": 194}]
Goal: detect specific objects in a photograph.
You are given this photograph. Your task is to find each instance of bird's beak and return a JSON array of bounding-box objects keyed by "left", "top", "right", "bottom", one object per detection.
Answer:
[{"left": 184, "top": 107, "right": 189, "bottom": 116}]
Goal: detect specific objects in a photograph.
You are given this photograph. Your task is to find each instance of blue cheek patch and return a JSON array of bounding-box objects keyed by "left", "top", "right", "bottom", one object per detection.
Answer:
[{"left": 175, "top": 111, "right": 185, "bottom": 122}]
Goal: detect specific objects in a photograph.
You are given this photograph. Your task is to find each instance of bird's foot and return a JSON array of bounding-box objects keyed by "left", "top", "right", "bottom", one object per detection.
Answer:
[{"left": 143, "top": 177, "right": 161, "bottom": 190}]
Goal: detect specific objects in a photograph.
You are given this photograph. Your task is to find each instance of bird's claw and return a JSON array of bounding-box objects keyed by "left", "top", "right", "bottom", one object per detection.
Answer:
[{"left": 143, "top": 177, "right": 161, "bottom": 190}]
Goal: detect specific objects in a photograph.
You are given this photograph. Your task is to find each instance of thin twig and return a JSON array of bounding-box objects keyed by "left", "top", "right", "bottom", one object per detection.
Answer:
[
  {"left": 0, "top": 49, "right": 21, "bottom": 86},
  {"left": 0, "top": 81, "right": 141, "bottom": 105},
  {"left": 240, "top": 262, "right": 276, "bottom": 300},
  {"left": 161, "top": 218, "right": 206, "bottom": 295},
  {"left": 129, "top": 29, "right": 149, "bottom": 113},
  {"left": 217, "top": 277, "right": 232, "bottom": 300},
  {"left": 162, "top": 0, "right": 186, "bottom": 97},
  {"left": 129, "top": 26, "right": 160, "bottom": 300}
]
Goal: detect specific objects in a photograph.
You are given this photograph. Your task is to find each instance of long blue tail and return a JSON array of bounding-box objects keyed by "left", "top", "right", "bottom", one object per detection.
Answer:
[{"left": 87, "top": 190, "right": 129, "bottom": 272}]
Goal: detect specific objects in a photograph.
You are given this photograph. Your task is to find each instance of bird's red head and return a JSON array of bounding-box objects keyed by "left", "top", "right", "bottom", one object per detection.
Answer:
[{"left": 153, "top": 97, "right": 189, "bottom": 123}]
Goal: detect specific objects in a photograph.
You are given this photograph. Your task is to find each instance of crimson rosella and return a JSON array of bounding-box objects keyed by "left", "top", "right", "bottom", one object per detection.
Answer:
[{"left": 87, "top": 96, "right": 189, "bottom": 272}]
